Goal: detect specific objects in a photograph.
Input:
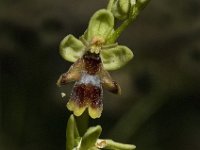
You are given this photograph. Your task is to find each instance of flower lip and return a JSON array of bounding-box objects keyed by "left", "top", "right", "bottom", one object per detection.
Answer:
[{"left": 67, "top": 82, "right": 103, "bottom": 119}]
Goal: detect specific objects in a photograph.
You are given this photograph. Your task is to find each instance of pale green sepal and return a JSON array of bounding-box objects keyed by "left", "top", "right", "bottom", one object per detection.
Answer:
[
  {"left": 101, "top": 45, "right": 134, "bottom": 70},
  {"left": 87, "top": 9, "right": 114, "bottom": 41},
  {"left": 80, "top": 125, "right": 102, "bottom": 150},
  {"left": 66, "top": 115, "right": 80, "bottom": 150},
  {"left": 60, "top": 34, "right": 85, "bottom": 62}
]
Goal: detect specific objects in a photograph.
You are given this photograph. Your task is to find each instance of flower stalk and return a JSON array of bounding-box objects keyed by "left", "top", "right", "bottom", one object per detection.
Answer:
[{"left": 57, "top": 0, "right": 151, "bottom": 149}]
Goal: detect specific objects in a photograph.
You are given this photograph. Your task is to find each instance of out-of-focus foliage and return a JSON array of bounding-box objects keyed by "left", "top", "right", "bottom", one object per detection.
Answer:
[{"left": 0, "top": 0, "right": 200, "bottom": 150}]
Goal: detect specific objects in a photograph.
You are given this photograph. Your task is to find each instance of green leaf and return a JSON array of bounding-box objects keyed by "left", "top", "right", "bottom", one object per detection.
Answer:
[
  {"left": 101, "top": 45, "right": 133, "bottom": 70},
  {"left": 87, "top": 9, "right": 114, "bottom": 41},
  {"left": 80, "top": 125, "right": 102, "bottom": 150},
  {"left": 60, "top": 34, "right": 85, "bottom": 62},
  {"left": 66, "top": 115, "right": 80, "bottom": 150}
]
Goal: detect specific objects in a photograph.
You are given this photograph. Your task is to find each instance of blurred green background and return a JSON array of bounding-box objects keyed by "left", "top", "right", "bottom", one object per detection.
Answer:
[{"left": 0, "top": 0, "right": 200, "bottom": 150}]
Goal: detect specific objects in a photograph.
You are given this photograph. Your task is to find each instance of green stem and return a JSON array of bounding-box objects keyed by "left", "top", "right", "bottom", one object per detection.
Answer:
[
  {"left": 107, "top": 0, "right": 115, "bottom": 11},
  {"left": 107, "top": 15, "right": 137, "bottom": 44}
]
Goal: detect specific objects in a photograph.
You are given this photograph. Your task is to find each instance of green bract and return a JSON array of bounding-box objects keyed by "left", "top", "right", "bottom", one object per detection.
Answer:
[
  {"left": 101, "top": 45, "right": 133, "bottom": 70},
  {"left": 60, "top": 34, "right": 85, "bottom": 62},
  {"left": 86, "top": 9, "right": 114, "bottom": 41}
]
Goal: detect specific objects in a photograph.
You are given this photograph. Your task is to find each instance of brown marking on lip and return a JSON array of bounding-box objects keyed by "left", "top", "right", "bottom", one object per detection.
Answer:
[
  {"left": 83, "top": 51, "right": 101, "bottom": 75},
  {"left": 70, "top": 83, "right": 102, "bottom": 108}
]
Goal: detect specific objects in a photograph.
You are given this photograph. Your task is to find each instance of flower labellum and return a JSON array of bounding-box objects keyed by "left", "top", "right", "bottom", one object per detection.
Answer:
[
  {"left": 57, "top": 49, "right": 121, "bottom": 119},
  {"left": 57, "top": 9, "right": 133, "bottom": 119}
]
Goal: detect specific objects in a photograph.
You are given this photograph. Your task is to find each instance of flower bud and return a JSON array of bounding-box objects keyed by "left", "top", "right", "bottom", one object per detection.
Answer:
[{"left": 111, "top": 0, "right": 133, "bottom": 20}]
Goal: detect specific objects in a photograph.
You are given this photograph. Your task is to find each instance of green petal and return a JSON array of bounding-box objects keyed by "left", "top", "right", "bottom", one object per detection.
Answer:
[
  {"left": 87, "top": 9, "right": 114, "bottom": 41},
  {"left": 101, "top": 45, "right": 134, "bottom": 70},
  {"left": 59, "top": 34, "right": 85, "bottom": 62}
]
